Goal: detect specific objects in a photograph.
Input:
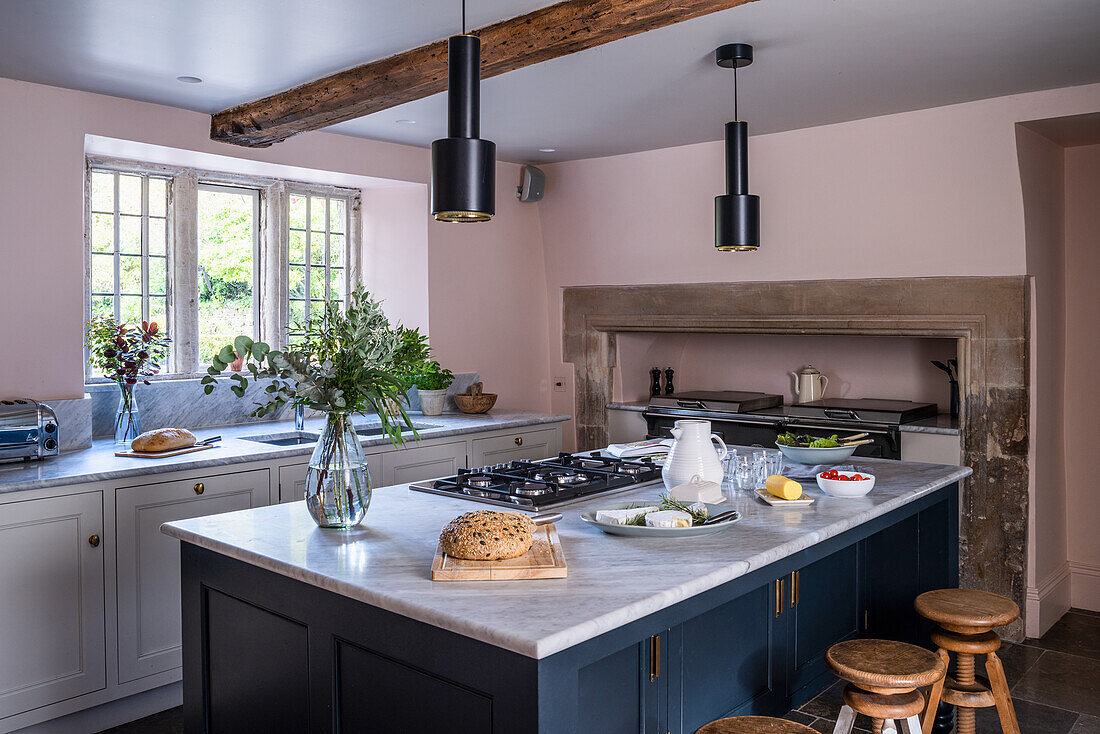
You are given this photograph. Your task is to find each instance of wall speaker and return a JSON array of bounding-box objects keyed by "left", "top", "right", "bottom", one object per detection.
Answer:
[{"left": 516, "top": 165, "right": 546, "bottom": 202}]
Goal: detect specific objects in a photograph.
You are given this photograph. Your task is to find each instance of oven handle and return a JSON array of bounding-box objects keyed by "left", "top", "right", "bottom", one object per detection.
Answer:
[
  {"left": 644, "top": 411, "right": 781, "bottom": 427},
  {"left": 783, "top": 423, "right": 894, "bottom": 436}
]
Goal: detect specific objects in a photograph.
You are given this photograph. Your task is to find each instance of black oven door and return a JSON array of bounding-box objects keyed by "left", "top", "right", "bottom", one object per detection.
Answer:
[
  {"left": 780, "top": 422, "right": 901, "bottom": 460},
  {"left": 645, "top": 411, "right": 782, "bottom": 448}
]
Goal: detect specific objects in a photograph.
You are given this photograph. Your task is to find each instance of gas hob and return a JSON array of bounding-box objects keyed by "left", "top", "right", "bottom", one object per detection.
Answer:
[{"left": 409, "top": 453, "right": 663, "bottom": 510}]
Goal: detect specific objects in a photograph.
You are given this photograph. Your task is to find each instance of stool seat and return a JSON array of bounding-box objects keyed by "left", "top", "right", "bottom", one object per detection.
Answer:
[
  {"left": 915, "top": 589, "right": 1019, "bottom": 633},
  {"left": 825, "top": 639, "right": 946, "bottom": 691},
  {"left": 843, "top": 685, "right": 925, "bottom": 719},
  {"left": 695, "top": 715, "right": 816, "bottom": 734}
]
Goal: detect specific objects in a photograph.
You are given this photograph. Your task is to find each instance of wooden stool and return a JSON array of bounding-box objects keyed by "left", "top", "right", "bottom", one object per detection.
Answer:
[
  {"left": 915, "top": 588, "right": 1021, "bottom": 734},
  {"left": 825, "top": 639, "right": 947, "bottom": 734},
  {"left": 695, "top": 716, "right": 816, "bottom": 733}
]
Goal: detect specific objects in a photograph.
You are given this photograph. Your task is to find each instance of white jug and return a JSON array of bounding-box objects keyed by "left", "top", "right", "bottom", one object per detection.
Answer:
[
  {"left": 662, "top": 420, "right": 728, "bottom": 491},
  {"left": 790, "top": 364, "right": 829, "bottom": 404}
]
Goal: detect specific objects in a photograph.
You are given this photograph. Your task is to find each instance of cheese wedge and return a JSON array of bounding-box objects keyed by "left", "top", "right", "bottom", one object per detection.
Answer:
[
  {"left": 766, "top": 475, "right": 803, "bottom": 501},
  {"left": 645, "top": 510, "right": 692, "bottom": 528},
  {"left": 595, "top": 506, "right": 658, "bottom": 525}
]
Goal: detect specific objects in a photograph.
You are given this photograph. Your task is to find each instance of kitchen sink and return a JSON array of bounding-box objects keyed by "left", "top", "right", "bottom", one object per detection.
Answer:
[
  {"left": 240, "top": 431, "right": 320, "bottom": 446},
  {"left": 355, "top": 423, "right": 440, "bottom": 437}
]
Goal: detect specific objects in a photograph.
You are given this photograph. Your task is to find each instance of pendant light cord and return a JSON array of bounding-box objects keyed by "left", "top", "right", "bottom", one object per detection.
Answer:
[
  {"left": 733, "top": 64, "right": 739, "bottom": 122},
  {"left": 462, "top": 0, "right": 466, "bottom": 34}
]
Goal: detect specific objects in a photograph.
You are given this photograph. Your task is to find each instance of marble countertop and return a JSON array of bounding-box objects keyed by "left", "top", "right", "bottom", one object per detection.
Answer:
[
  {"left": 606, "top": 402, "right": 959, "bottom": 435},
  {"left": 0, "top": 411, "right": 570, "bottom": 496},
  {"left": 163, "top": 456, "right": 970, "bottom": 659}
]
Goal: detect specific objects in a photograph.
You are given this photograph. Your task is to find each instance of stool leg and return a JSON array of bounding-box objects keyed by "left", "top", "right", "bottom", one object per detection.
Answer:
[
  {"left": 900, "top": 716, "right": 923, "bottom": 734},
  {"left": 986, "top": 650, "right": 1022, "bottom": 734},
  {"left": 833, "top": 705, "right": 858, "bottom": 734},
  {"left": 955, "top": 652, "right": 976, "bottom": 734},
  {"left": 872, "top": 720, "right": 885, "bottom": 734},
  {"left": 882, "top": 720, "right": 898, "bottom": 734},
  {"left": 922, "top": 648, "right": 950, "bottom": 734}
]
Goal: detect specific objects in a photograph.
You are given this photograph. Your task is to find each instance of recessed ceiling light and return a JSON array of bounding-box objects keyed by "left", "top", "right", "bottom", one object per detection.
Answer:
[
  {"left": 176, "top": 75, "right": 203, "bottom": 84},
  {"left": 396, "top": 119, "right": 417, "bottom": 124},
  {"left": 539, "top": 148, "right": 556, "bottom": 153}
]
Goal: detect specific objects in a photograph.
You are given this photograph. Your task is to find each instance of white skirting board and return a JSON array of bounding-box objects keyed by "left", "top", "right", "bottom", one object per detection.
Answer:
[
  {"left": 1026, "top": 562, "right": 1072, "bottom": 638},
  {"left": 6, "top": 683, "right": 180, "bottom": 734},
  {"left": 1070, "top": 561, "right": 1100, "bottom": 612}
]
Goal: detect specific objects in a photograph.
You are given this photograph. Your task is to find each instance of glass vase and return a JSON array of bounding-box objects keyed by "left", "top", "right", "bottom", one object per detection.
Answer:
[
  {"left": 304, "top": 412, "right": 371, "bottom": 528},
  {"left": 114, "top": 381, "right": 141, "bottom": 445}
]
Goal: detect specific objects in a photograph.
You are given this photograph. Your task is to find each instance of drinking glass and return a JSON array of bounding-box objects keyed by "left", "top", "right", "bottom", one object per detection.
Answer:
[
  {"left": 721, "top": 449, "right": 739, "bottom": 483},
  {"left": 733, "top": 455, "right": 756, "bottom": 492},
  {"left": 762, "top": 449, "right": 783, "bottom": 479},
  {"left": 750, "top": 450, "right": 767, "bottom": 488}
]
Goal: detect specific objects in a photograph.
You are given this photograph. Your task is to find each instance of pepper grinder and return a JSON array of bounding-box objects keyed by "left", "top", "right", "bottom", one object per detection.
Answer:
[
  {"left": 664, "top": 368, "right": 675, "bottom": 395},
  {"left": 650, "top": 368, "right": 663, "bottom": 397}
]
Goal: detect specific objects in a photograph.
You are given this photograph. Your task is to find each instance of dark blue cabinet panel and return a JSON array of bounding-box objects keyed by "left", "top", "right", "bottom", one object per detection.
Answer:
[
  {"left": 578, "top": 637, "right": 659, "bottom": 733},
  {"left": 787, "top": 544, "right": 860, "bottom": 696},
  {"left": 863, "top": 513, "right": 921, "bottom": 645}
]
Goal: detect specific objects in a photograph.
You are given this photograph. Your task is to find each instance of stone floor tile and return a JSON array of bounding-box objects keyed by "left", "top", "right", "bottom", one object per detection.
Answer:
[
  {"left": 1071, "top": 714, "right": 1100, "bottom": 733},
  {"left": 94, "top": 707, "right": 183, "bottom": 734},
  {"left": 1026, "top": 611, "right": 1100, "bottom": 661},
  {"left": 974, "top": 697, "right": 1079, "bottom": 733},
  {"left": 785, "top": 709, "right": 817, "bottom": 725},
  {"left": 1014, "top": 650, "right": 1100, "bottom": 718},
  {"left": 796, "top": 680, "right": 874, "bottom": 731}
]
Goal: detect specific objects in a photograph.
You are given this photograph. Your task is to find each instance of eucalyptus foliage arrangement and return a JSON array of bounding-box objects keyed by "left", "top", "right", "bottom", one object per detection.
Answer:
[{"left": 202, "top": 286, "right": 415, "bottom": 446}]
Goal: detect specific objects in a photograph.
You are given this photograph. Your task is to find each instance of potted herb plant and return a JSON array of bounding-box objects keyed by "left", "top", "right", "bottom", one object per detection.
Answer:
[
  {"left": 414, "top": 361, "right": 454, "bottom": 416},
  {"left": 86, "top": 317, "right": 170, "bottom": 444},
  {"left": 203, "top": 286, "right": 415, "bottom": 528}
]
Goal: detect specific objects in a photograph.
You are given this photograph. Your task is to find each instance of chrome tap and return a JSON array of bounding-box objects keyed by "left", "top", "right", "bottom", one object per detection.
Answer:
[{"left": 295, "top": 404, "right": 304, "bottom": 432}]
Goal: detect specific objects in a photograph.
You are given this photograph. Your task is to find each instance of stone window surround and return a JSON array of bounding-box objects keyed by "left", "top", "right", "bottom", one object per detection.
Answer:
[
  {"left": 83, "top": 155, "right": 364, "bottom": 377},
  {"left": 563, "top": 276, "right": 1029, "bottom": 639}
]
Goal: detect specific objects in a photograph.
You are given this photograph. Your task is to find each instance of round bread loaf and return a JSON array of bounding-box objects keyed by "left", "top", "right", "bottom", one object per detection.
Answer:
[
  {"left": 439, "top": 510, "right": 536, "bottom": 561},
  {"left": 131, "top": 428, "right": 197, "bottom": 453}
]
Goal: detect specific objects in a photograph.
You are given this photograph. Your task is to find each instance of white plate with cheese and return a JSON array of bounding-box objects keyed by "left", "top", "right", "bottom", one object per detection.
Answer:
[{"left": 580, "top": 502, "right": 740, "bottom": 538}]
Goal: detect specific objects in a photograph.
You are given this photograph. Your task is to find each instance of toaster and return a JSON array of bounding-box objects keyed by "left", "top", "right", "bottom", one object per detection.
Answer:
[{"left": 0, "top": 398, "right": 60, "bottom": 461}]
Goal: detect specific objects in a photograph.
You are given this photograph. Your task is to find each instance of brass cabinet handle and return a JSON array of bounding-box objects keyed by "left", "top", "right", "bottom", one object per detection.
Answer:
[
  {"left": 194, "top": 482, "right": 205, "bottom": 495},
  {"left": 514, "top": 436, "right": 523, "bottom": 446},
  {"left": 88, "top": 534, "right": 100, "bottom": 548},
  {"left": 791, "top": 570, "right": 800, "bottom": 608},
  {"left": 649, "top": 634, "right": 661, "bottom": 681},
  {"left": 775, "top": 577, "right": 785, "bottom": 618}
]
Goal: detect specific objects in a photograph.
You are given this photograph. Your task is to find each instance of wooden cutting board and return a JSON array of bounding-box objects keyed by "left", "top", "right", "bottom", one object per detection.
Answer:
[
  {"left": 431, "top": 523, "right": 568, "bottom": 581},
  {"left": 115, "top": 444, "right": 216, "bottom": 459}
]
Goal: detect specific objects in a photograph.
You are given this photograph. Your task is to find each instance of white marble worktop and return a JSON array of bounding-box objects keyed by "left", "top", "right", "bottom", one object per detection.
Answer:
[
  {"left": 162, "top": 456, "right": 970, "bottom": 659},
  {"left": 0, "top": 411, "right": 570, "bottom": 495}
]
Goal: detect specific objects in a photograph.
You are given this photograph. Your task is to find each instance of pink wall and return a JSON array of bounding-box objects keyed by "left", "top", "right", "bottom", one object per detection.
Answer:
[
  {"left": 613, "top": 333, "right": 956, "bottom": 409},
  {"left": 0, "top": 77, "right": 551, "bottom": 411},
  {"left": 1064, "top": 143, "right": 1100, "bottom": 610}
]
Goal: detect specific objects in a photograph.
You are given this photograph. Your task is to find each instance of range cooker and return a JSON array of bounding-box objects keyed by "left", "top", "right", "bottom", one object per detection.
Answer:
[
  {"left": 409, "top": 453, "right": 663, "bottom": 510},
  {"left": 644, "top": 392, "right": 938, "bottom": 460}
]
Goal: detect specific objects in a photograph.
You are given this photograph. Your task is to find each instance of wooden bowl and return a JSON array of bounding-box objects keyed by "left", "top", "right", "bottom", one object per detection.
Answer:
[{"left": 454, "top": 382, "right": 497, "bottom": 414}]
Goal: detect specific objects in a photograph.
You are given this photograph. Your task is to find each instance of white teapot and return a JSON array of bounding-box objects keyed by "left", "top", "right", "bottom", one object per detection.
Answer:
[
  {"left": 662, "top": 419, "right": 728, "bottom": 491},
  {"left": 791, "top": 364, "right": 829, "bottom": 404}
]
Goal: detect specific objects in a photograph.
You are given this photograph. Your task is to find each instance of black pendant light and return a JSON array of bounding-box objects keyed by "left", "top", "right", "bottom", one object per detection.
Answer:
[
  {"left": 431, "top": 1, "right": 496, "bottom": 222},
  {"left": 714, "top": 43, "right": 759, "bottom": 251}
]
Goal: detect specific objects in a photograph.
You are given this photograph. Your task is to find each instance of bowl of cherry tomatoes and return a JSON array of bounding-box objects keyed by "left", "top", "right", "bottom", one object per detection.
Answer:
[{"left": 816, "top": 469, "right": 876, "bottom": 497}]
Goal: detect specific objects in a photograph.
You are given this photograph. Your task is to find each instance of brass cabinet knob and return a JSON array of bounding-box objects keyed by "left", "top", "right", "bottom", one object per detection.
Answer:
[
  {"left": 514, "top": 436, "right": 523, "bottom": 446},
  {"left": 88, "top": 534, "right": 101, "bottom": 548},
  {"left": 194, "top": 482, "right": 205, "bottom": 495}
]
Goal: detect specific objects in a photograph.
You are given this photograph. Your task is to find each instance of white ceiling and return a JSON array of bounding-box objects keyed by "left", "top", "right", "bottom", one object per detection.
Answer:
[{"left": 2, "top": 0, "right": 1099, "bottom": 163}]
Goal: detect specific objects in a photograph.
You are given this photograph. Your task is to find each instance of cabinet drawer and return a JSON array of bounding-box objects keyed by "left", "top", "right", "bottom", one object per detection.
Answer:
[
  {"left": 381, "top": 441, "right": 467, "bottom": 486},
  {"left": 0, "top": 492, "right": 105, "bottom": 719},
  {"left": 469, "top": 428, "right": 561, "bottom": 467},
  {"left": 116, "top": 469, "right": 269, "bottom": 683},
  {"left": 278, "top": 452, "right": 383, "bottom": 504}
]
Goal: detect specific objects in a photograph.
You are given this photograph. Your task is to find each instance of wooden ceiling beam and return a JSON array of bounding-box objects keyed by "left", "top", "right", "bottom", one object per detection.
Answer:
[{"left": 211, "top": 0, "right": 759, "bottom": 147}]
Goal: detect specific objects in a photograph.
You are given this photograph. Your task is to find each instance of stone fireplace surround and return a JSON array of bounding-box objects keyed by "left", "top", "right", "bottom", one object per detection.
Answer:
[{"left": 563, "top": 276, "right": 1029, "bottom": 638}]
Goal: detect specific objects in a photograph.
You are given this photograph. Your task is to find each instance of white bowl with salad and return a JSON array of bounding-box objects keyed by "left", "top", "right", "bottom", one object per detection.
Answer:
[{"left": 774, "top": 432, "right": 860, "bottom": 465}]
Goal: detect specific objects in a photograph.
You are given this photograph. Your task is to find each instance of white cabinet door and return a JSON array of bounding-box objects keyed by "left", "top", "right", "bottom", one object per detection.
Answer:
[
  {"left": 0, "top": 492, "right": 105, "bottom": 718},
  {"left": 381, "top": 441, "right": 467, "bottom": 486},
  {"left": 469, "top": 428, "right": 562, "bottom": 468},
  {"left": 115, "top": 469, "right": 269, "bottom": 683},
  {"left": 278, "top": 452, "right": 383, "bottom": 504}
]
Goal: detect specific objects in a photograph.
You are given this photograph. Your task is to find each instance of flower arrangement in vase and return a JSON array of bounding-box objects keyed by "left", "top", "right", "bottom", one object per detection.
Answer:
[
  {"left": 203, "top": 286, "right": 414, "bottom": 528},
  {"left": 85, "top": 317, "right": 170, "bottom": 444}
]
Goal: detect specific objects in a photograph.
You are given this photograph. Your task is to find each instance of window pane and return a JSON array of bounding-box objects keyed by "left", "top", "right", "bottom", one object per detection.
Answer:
[
  {"left": 148, "top": 178, "right": 167, "bottom": 217},
  {"left": 120, "top": 295, "right": 143, "bottom": 325},
  {"left": 329, "top": 268, "right": 343, "bottom": 303},
  {"left": 329, "top": 198, "right": 346, "bottom": 233},
  {"left": 329, "top": 234, "right": 344, "bottom": 266},
  {"left": 289, "top": 230, "right": 306, "bottom": 264},
  {"left": 148, "top": 217, "right": 166, "bottom": 255},
  {"left": 149, "top": 298, "right": 168, "bottom": 335},
  {"left": 119, "top": 254, "right": 142, "bottom": 294},
  {"left": 91, "top": 253, "right": 115, "bottom": 294},
  {"left": 198, "top": 187, "right": 256, "bottom": 362},
  {"left": 91, "top": 172, "right": 115, "bottom": 213},
  {"left": 310, "top": 235, "right": 325, "bottom": 265},
  {"left": 310, "top": 196, "right": 326, "bottom": 232},
  {"left": 288, "top": 299, "right": 305, "bottom": 326},
  {"left": 119, "top": 175, "right": 142, "bottom": 215},
  {"left": 289, "top": 195, "right": 307, "bottom": 229},
  {"left": 148, "top": 256, "right": 167, "bottom": 296},
  {"left": 91, "top": 213, "right": 114, "bottom": 253},
  {"left": 289, "top": 265, "right": 306, "bottom": 298},
  {"left": 310, "top": 267, "right": 326, "bottom": 300},
  {"left": 91, "top": 295, "right": 113, "bottom": 319},
  {"left": 119, "top": 215, "right": 142, "bottom": 254}
]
